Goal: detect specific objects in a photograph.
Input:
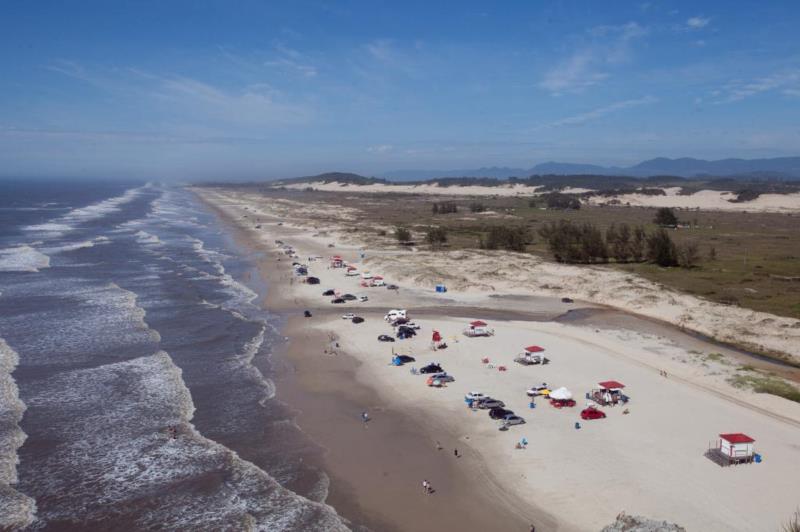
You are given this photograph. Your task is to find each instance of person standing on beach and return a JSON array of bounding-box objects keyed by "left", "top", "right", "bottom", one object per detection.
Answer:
[
  {"left": 422, "top": 479, "right": 429, "bottom": 494},
  {"left": 454, "top": 448, "right": 458, "bottom": 458}
]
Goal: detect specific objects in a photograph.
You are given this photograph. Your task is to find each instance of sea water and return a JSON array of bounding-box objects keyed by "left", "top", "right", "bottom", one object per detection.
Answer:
[{"left": 0, "top": 180, "right": 349, "bottom": 530}]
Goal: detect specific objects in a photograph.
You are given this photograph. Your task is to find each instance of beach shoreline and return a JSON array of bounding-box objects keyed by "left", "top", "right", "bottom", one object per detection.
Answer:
[{"left": 196, "top": 186, "right": 800, "bottom": 531}]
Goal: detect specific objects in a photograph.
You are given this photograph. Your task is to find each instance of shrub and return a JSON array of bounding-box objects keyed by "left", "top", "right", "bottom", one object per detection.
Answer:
[
  {"left": 469, "top": 202, "right": 487, "bottom": 213},
  {"left": 654, "top": 207, "right": 679, "bottom": 227},
  {"left": 646, "top": 228, "right": 678, "bottom": 266},
  {"left": 538, "top": 220, "right": 608, "bottom": 263},
  {"left": 483, "top": 226, "right": 529, "bottom": 252},
  {"left": 544, "top": 193, "right": 581, "bottom": 210},
  {"left": 394, "top": 226, "right": 411, "bottom": 242},
  {"left": 432, "top": 201, "right": 458, "bottom": 214},
  {"left": 425, "top": 226, "right": 448, "bottom": 249},
  {"left": 677, "top": 242, "right": 700, "bottom": 268}
]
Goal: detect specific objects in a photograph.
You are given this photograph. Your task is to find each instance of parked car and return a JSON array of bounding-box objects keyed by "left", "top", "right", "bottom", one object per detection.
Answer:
[
  {"left": 386, "top": 284, "right": 399, "bottom": 290},
  {"left": 378, "top": 334, "right": 395, "bottom": 342},
  {"left": 322, "top": 289, "right": 335, "bottom": 296},
  {"left": 372, "top": 279, "right": 386, "bottom": 287},
  {"left": 358, "top": 295, "right": 369, "bottom": 302},
  {"left": 561, "top": 297, "right": 574, "bottom": 303},
  {"left": 431, "top": 372, "right": 455, "bottom": 383},
  {"left": 341, "top": 313, "right": 355, "bottom": 320},
  {"left": 580, "top": 407, "right": 607, "bottom": 420},
  {"left": 404, "top": 322, "right": 421, "bottom": 330},
  {"left": 331, "top": 298, "right": 346, "bottom": 304},
  {"left": 384, "top": 309, "right": 407, "bottom": 321},
  {"left": 526, "top": 384, "right": 551, "bottom": 397},
  {"left": 477, "top": 398, "right": 505, "bottom": 409},
  {"left": 465, "top": 392, "right": 486, "bottom": 403},
  {"left": 351, "top": 316, "right": 365, "bottom": 324},
  {"left": 306, "top": 276, "right": 320, "bottom": 285},
  {"left": 345, "top": 270, "right": 359, "bottom": 277},
  {"left": 500, "top": 415, "right": 526, "bottom": 426},
  {"left": 342, "top": 294, "right": 357, "bottom": 301},
  {"left": 419, "top": 363, "right": 444, "bottom": 374},
  {"left": 303, "top": 310, "right": 312, "bottom": 318},
  {"left": 396, "top": 326, "right": 417, "bottom": 339},
  {"left": 489, "top": 407, "right": 514, "bottom": 420},
  {"left": 395, "top": 354, "right": 415, "bottom": 364},
  {"left": 391, "top": 317, "right": 409, "bottom": 326}
]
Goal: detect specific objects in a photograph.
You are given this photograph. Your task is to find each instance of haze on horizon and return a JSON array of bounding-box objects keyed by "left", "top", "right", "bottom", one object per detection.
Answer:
[{"left": 1, "top": 0, "right": 799, "bottom": 181}]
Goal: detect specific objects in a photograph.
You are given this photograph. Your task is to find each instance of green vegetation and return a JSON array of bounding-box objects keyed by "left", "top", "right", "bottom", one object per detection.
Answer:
[
  {"left": 432, "top": 201, "right": 458, "bottom": 214},
  {"left": 425, "top": 226, "right": 448, "bottom": 249},
  {"left": 729, "top": 372, "right": 800, "bottom": 403},
  {"left": 543, "top": 192, "right": 581, "bottom": 210},
  {"left": 481, "top": 226, "right": 529, "bottom": 252},
  {"left": 654, "top": 207, "right": 679, "bottom": 227},
  {"left": 469, "top": 202, "right": 487, "bottom": 213}
]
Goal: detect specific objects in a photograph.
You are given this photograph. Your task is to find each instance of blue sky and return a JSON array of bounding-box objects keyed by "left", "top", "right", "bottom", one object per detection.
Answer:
[{"left": 1, "top": 0, "right": 799, "bottom": 180}]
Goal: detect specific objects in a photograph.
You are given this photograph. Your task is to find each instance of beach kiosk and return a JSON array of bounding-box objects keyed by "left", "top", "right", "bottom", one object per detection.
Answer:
[
  {"left": 706, "top": 433, "right": 757, "bottom": 466},
  {"left": 514, "top": 345, "right": 549, "bottom": 366},
  {"left": 463, "top": 320, "right": 494, "bottom": 337},
  {"left": 590, "top": 380, "right": 628, "bottom": 406},
  {"left": 330, "top": 255, "right": 344, "bottom": 268}
]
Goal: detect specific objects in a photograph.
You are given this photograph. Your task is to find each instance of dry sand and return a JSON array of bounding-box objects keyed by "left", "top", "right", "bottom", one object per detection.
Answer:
[{"left": 196, "top": 186, "right": 800, "bottom": 531}]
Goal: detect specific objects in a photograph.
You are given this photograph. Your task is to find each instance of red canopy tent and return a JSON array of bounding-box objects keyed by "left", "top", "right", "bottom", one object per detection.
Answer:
[
  {"left": 720, "top": 433, "right": 754, "bottom": 444},
  {"left": 598, "top": 380, "right": 625, "bottom": 390},
  {"left": 524, "top": 345, "right": 545, "bottom": 353},
  {"left": 469, "top": 320, "right": 487, "bottom": 327}
]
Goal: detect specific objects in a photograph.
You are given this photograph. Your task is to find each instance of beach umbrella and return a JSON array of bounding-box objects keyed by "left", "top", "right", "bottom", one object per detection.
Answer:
[
  {"left": 470, "top": 320, "right": 487, "bottom": 327},
  {"left": 524, "top": 345, "right": 545, "bottom": 353}
]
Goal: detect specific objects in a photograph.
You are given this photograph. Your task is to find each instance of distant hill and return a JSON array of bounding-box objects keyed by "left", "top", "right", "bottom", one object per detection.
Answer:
[
  {"left": 277, "top": 172, "right": 387, "bottom": 186},
  {"left": 381, "top": 157, "right": 800, "bottom": 180}
]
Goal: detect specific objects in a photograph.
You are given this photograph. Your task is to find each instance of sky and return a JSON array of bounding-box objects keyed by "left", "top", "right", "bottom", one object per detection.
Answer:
[{"left": 1, "top": 0, "right": 799, "bottom": 180}]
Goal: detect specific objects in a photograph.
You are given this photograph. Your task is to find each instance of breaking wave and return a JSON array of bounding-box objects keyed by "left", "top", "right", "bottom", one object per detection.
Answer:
[
  {"left": 0, "top": 246, "right": 51, "bottom": 273},
  {"left": 0, "top": 336, "right": 36, "bottom": 529}
]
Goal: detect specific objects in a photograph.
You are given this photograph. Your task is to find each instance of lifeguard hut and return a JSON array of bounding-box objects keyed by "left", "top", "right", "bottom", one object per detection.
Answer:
[
  {"left": 590, "top": 380, "right": 628, "bottom": 406},
  {"left": 463, "top": 320, "right": 494, "bottom": 337},
  {"left": 705, "top": 433, "right": 757, "bottom": 466}
]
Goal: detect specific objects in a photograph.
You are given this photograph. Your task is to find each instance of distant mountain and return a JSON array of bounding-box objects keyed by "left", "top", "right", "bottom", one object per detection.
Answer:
[{"left": 382, "top": 157, "right": 800, "bottom": 180}]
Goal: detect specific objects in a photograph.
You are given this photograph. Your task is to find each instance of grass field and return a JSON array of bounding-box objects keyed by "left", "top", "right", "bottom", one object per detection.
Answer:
[{"left": 248, "top": 187, "right": 800, "bottom": 319}]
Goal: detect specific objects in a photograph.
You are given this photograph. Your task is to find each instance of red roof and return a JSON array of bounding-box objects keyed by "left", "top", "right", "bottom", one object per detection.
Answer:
[
  {"left": 373, "top": 275, "right": 383, "bottom": 280},
  {"left": 598, "top": 380, "right": 625, "bottom": 389},
  {"left": 524, "top": 345, "right": 545, "bottom": 353},
  {"left": 470, "top": 320, "right": 487, "bottom": 327},
  {"left": 720, "top": 433, "right": 755, "bottom": 444},
  {"left": 331, "top": 255, "right": 342, "bottom": 260}
]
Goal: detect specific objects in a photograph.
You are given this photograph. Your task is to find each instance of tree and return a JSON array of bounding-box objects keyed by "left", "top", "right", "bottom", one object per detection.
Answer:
[
  {"left": 469, "top": 202, "right": 487, "bottom": 213},
  {"left": 394, "top": 226, "right": 411, "bottom": 242},
  {"left": 425, "top": 226, "right": 448, "bottom": 249},
  {"left": 708, "top": 245, "right": 717, "bottom": 261},
  {"left": 545, "top": 193, "right": 581, "bottom": 210},
  {"left": 612, "top": 223, "right": 632, "bottom": 263},
  {"left": 432, "top": 203, "right": 439, "bottom": 215},
  {"left": 653, "top": 207, "right": 679, "bottom": 227},
  {"left": 538, "top": 221, "right": 608, "bottom": 263},
  {"left": 631, "top": 225, "right": 646, "bottom": 262},
  {"left": 646, "top": 228, "right": 678, "bottom": 266},
  {"left": 677, "top": 242, "right": 700, "bottom": 268},
  {"left": 483, "top": 226, "right": 529, "bottom": 252}
]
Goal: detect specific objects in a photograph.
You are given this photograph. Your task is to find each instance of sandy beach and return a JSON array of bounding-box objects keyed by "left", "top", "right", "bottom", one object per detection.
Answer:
[{"left": 196, "top": 186, "right": 800, "bottom": 531}]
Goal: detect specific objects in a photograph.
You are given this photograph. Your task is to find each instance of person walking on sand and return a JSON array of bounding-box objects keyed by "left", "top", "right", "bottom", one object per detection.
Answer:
[
  {"left": 454, "top": 448, "right": 459, "bottom": 458},
  {"left": 422, "top": 479, "right": 429, "bottom": 494},
  {"left": 361, "top": 411, "right": 370, "bottom": 423}
]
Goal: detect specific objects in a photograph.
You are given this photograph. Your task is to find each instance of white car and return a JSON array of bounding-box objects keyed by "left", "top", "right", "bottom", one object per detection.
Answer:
[
  {"left": 404, "top": 322, "right": 421, "bottom": 330},
  {"left": 465, "top": 392, "right": 486, "bottom": 402},
  {"left": 384, "top": 309, "right": 407, "bottom": 321},
  {"left": 372, "top": 279, "right": 386, "bottom": 287},
  {"left": 345, "top": 270, "right": 359, "bottom": 277},
  {"left": 341, "top": 313, "right": 356, "bottom": 320},
  {"left": 358, "top": 295, "right": 369, "bottom": 302}
]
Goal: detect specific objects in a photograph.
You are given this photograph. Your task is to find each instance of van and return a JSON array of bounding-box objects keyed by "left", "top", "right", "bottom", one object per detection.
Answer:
[{"left": 384, "top": 309, "right": 407, "bottom": 321}]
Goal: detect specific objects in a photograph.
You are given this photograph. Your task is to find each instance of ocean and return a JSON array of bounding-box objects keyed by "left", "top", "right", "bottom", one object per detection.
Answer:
[{"left": 0, "top": 181, "right": 350, "bottom": 530}]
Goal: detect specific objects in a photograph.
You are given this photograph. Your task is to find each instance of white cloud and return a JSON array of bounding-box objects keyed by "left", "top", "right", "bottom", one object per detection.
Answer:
[
  {"left": 539, "top": 22, "right": 646, "bottom": 95},
  {"left": 687, "top": 16, "right": 710, "bottom": 29},
  {"left": 265, "top": 44, "right": 318, "bottom": 78},
  {"left": 714, "top": 70, "right": 800, "bottom": 103},
  {"left": 533, "top": 96, "right": 658, "bottom": 130},
  {"left": 367, "top": 144, "right": 393, "bottom": 153}
]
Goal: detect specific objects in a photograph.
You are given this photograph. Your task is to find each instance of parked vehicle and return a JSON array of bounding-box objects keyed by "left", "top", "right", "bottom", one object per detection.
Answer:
[
  {"left": 431, "top": 372, "right": 454, "bottom": 383},
  {"left": 384, "top": 309, "right": 407, "bottom": 321},
  {"left": 358, "top": 295, "right": 369, "bottom": 302},
  {"left": 391, "top": 317, "right": 409, "bottom": 326},
  {"left": 581, "top": 407, "right": 606, "bottom": 420},
  {"left": 303, "top": 310, "right": 312, "bottom": 318},
  {"left": 372, "top": 279, "right": 386, "bottom": 287},
  {"left": 465, "top": 392, "right": 486, "bottom": 402},
  {"left": 394, "top": 354, "right": 415, "bottom": 364},
  {"left": 500, "top": 415, "right": 526, "bottom": 426},
  {"left": 341, "top": 313, "right": 356, "bottom": 320},
  {"left": 306, "top": 276, "right": 320, "bottom": 284},
  {"left": 351, "top": 316, "right": 365, "bottom": 324},
  {"left": 404, "top": 322, "right": 421, "bottom": 330},
  {"left": 331, "top": 298, "right": 346, "bottom": 304},
  {"left": 345, "top": 270, "right": 359, "bottom": 277},
  {"left": 514, "top": 355, "right": 550, "bottom": 366},
  {"left": 342, "top": 294, "right": 357, "bottom": 301},
  {"left": 386, "top": 284, "right": 399, "bottom": 290},
  {"left": 489, "top": 407, "right": 514, "bottom": 420},
  {"left": 561, "top": 297, "right": 574, "bottom": 303},
  {"left": 396, "top": 326, "right": 417, "bottom": 339},
  {"left": 419, "top": 363, "right": 444, "bottom": 374},
  {"left": 477, "top": 398, "right": 505, "bottom": 409},
  {"left": 322, "top": 289, "right": 335, "bottom": 296},
  {"left": 526, "top": 384, "right": 551, "bottom": 397},
  {"left": 378, "top": 334, "right": 395, "bottom": 342}
]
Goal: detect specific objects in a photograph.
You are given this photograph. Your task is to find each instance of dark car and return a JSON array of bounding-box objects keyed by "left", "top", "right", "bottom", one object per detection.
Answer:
[
  {"left": 303, "top": 310, "right": 312, "bottom": 318},
  {"left": 331, "top": 298, "right": 346, "bottom": 304},
  {"left": 386, "top": 284, "right": 399, "bottom": 290},
  {"left": 396, "top": 326, "right": 417, "bottom": 339},
  {"left": 306, "top": 277, "right": 320, "bottom": 285},
  {"left": 351, "top": 316, "right": 365, "bottom": 324},
  {"left": 378, "top": 334, "right": 395, "bottom": 342},
  {"left": 561, "top": 297, "right": 574, "bottom": 303},
  {"left": 342, "top": 294, "right": 357, "bottom": 301},
  {"left": 489, "top": 407, "right": 514, "bottom": 420},
  {"left": 322, "top": 289, "right": 336, "bottom": 296},
  {"left": 477, "top": 398, "right": 505, "bottom": 409},
  {"left": 419, "top": 363, "right": 444, "bottom": 374},
  {"left": 396, "top": 355, "right": 415, "bottom": 364},
  {"left": 432, "top": 372, "right": 455, "bottom": 383},
  {"left": 501, "top": 414, "right": 526, "bottom": 426},
  {"left": 391, "top": 317, "right": 409, "bottom": 326}
]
